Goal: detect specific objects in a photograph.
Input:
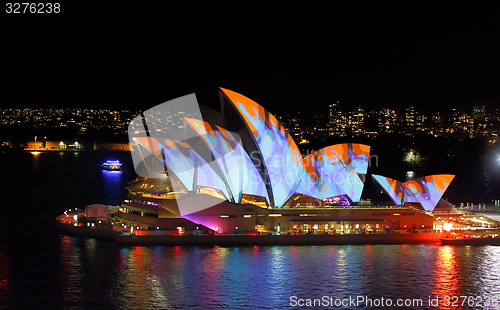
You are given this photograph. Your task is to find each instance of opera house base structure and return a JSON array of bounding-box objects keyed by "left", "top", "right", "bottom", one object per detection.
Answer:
[
  {"left": 56, "top": 88, "right": 497, "bottom": 245},
  {"left": 114, "top": 177, "right": 436, "bottom": 236}
]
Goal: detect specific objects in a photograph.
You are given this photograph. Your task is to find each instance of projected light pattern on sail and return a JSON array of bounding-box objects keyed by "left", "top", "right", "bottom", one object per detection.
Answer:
[
  {"left": 221, "top": 88, "right": 303, "bottom": 207},
  {"left": 295, "top": 144, "right": 370, "bottom": 202},
  {"left": 128, "top": 88, "right": 454, "bottom": 215},
  {"left": 372, "top": 174, "right": 455, "bottom": 211},
  {"left": 184, "top": 118, "right": 269, "bottom": 205}
]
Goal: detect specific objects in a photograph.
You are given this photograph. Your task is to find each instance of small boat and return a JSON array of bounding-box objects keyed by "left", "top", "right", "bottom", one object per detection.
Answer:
[
  {"left": 102, "top": 160, "right": 122, "bottom": 171},
  {"left": 440, "top": 234, "right": 500, "bottom": 246}
]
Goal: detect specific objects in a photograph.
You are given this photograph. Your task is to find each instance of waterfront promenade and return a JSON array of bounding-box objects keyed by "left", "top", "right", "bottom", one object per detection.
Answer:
[{"left": 56, "top": 221, "right": 441, "bottom": 246}]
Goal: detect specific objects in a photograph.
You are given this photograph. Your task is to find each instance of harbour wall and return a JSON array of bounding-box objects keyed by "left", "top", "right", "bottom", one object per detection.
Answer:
[{"left": 56, "top": 221, "right": 442, "bottom": 246}]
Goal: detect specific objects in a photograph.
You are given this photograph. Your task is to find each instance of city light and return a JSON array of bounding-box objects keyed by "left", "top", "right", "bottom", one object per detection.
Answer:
[{"left": 2, "top": 103, "right": 499, "bottom": 155}]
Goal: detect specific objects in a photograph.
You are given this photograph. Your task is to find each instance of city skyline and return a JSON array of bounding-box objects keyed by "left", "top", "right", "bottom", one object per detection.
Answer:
[{"left": 2, "top": 103, "right": 499, "bottom": 143}]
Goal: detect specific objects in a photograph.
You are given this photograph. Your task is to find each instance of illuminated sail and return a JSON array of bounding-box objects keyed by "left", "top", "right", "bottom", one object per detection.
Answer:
[
  {"left": 372, "top": 174, "right": 455, "bottom": 211},
  {"left": 296, "top": 144, "right": 370, "bottom": 202},
  {"left": 184, "top": 118, "right": 270, "bottom": 204},
  {"left": 296, "top": 148, "right": 347, "bottom": 199},
  {"left": 372, "top": 175, "right": 405, "bottom": 205},
  {"left": 220, "top": 88, "right": 303, "bottom": 207},
  {"left": 134, "top": 136, "right": 231, "bottom": 202}
]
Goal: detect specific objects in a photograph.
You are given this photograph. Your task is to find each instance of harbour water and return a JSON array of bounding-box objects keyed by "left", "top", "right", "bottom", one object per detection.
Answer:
[
  {"left": 1, "top": 150, "right": 500, "bottom": 309},
  {"left": 3, "top": 237, "right": 500, "bottom": 309}
]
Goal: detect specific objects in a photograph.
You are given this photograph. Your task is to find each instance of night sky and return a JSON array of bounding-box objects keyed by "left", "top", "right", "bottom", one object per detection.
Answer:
[{"left": 4, "top": 2, "right": 500, "bottom": 114}]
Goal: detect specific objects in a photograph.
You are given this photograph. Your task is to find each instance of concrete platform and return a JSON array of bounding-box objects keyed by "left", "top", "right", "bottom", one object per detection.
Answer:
[{"left": 56, "top": 221, "right": 441, "bottom": 246}]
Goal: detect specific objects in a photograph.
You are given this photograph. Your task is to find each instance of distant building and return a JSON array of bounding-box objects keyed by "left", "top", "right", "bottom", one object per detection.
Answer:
[
  {"left": 350, "top": 106, "right": 365, "bottom": 136},
  {"left": 473, "top": 105, "right": 487, "bottom": 134},
  {"left": 405, "top": 106, "right": 416, "bottom": 132},
  {"left": 378, "top": 108, "right": 397, "bottom": 133},
  {"left": 473, "top": 105, "right": 486, "bottom": 122},
  {"left": 26, "top": 141, "right": 43, "bottom": 150},
  {"left": 24, "top": 140, "right": 118, "bottom": 151},
  {"left": 45, "top": 141, "right": 67, "bottom": 150},
  {"left": 93, "top": 143, "right": 130, "bottom": 151}
]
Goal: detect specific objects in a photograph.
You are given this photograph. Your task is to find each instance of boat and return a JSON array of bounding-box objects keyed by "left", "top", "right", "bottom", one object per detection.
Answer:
[
  {"left": 440, "top": 234, "right": 500, "bottom": 246},
  {"left": 101, "top": 160, "right": 122, "bottom": 171}
]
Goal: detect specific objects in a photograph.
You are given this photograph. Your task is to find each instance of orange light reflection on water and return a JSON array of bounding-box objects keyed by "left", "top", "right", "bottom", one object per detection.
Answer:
[
  {"left": 0, "top": 248, "right": 11, "bottom": 304},
  {"left": 431, "top": 245, "right": 461, "bottom": 309}
]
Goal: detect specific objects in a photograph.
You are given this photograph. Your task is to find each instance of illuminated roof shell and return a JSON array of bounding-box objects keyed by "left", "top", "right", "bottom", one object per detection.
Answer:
[
  {"left": 134, "top": 136, "right": 231, "bottom": 201},
  {"left": 372, "top": 174, "right": 455, "bottom": 211},
  {"left": 220, "top": 88, "right": 304, "bottom": 207},
  {"left": 184, "top": 117, "right": 270, "bottom": 205},
  {"left": 296, "top": 144, "right": 370, "bottom": 202}
]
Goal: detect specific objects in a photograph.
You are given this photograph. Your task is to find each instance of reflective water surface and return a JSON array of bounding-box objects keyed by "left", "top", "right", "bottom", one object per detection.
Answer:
[
  {"left": 4, "top": 239, "right": 500, "bottom": 309},
  {"left": 2, "top": 151, "right": 500, "bottom": 309}
]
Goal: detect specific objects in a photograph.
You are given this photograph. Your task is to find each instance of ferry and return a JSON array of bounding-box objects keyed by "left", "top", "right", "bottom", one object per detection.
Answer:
[
  {"left": 101, "top": 160, "right": 122, "bottom": 171},
  {"left": 440, "top": 234, "right": 500, "bottom": 246}
]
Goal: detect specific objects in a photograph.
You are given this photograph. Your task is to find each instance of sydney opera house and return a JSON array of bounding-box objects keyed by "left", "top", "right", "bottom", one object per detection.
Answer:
[{"left": 115, "top": 88, "right": 455, "bottom": 235}]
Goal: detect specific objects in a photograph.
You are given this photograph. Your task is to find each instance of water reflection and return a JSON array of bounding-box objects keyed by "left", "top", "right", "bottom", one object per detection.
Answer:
[
  {"left": 476, "top": 247, "right": 500, "bottom": 303},
  {"left": 333, "top": 246, "right": 349, "bottom": 295},
  {"left": 0, "top": 249, "right": 11, "bottom": 306},
  {"left": 57, "top": 236, "right": 124, "bottom": 308},
  {"left": 101, "top": 170, "right": 123, "bottom": 205},
  {"left": 109, "top": 245, "right": 500, "bottom": 309},
  {"left": 12, "top": 238, "right": 500, "bottom": 309},
  {"left": 58, "top": 236, "right": 85, "bottom": 305},
  {"left": 431, "top": 245, "right": 461, "bottom": 309}
]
